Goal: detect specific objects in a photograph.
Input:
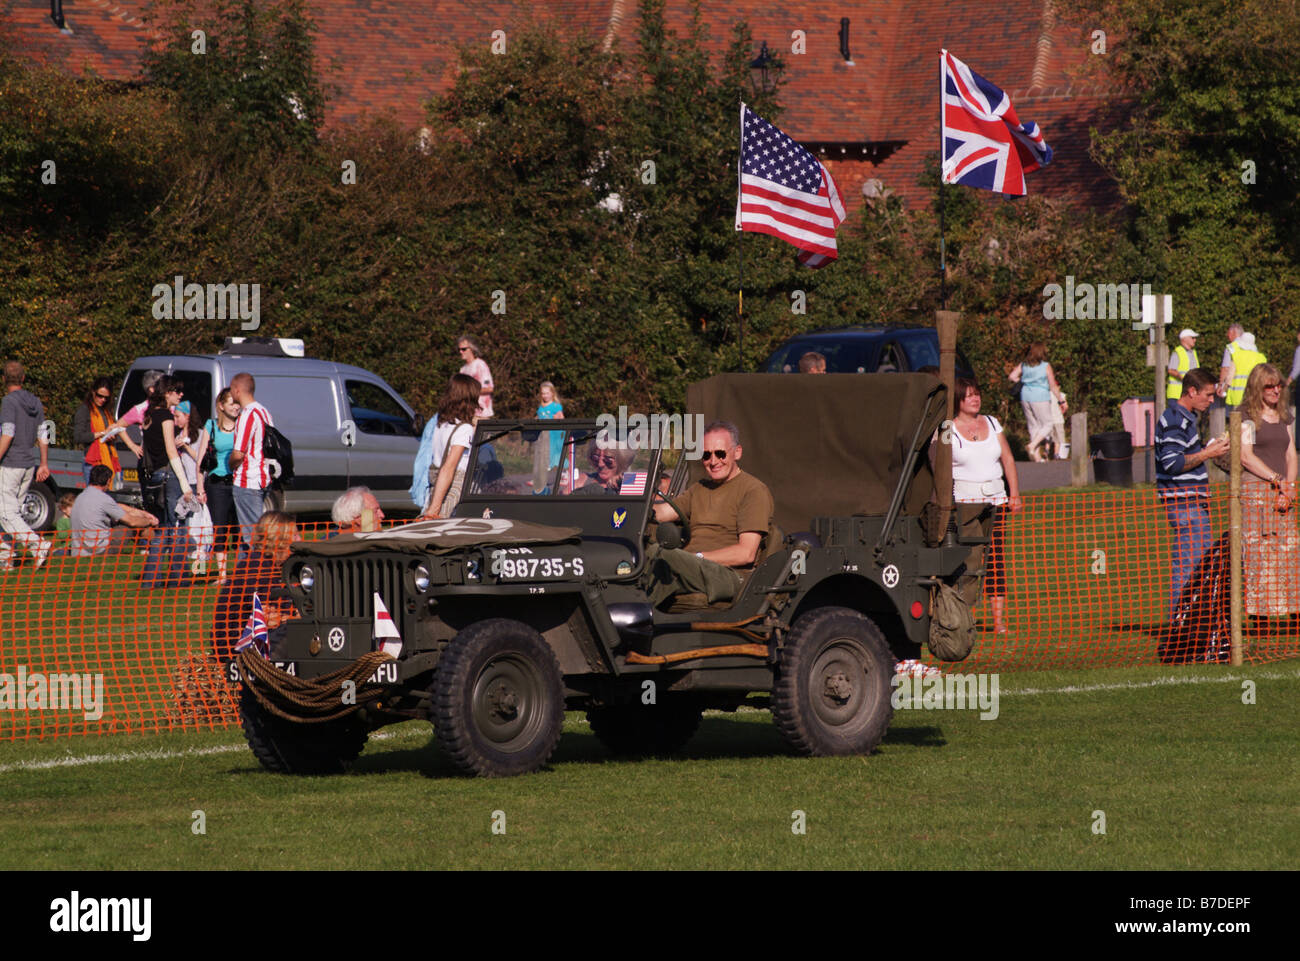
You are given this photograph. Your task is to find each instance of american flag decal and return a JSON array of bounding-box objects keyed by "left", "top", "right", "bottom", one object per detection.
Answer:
[
  {"left": 736, "top": 103, "right": 846, "bottom": 268},
  {"left": 941, "top": 50, "right": 1052, "bottom": 196},
  {"left": 620, "top": 471, "right": 647, "bottom": 496}
]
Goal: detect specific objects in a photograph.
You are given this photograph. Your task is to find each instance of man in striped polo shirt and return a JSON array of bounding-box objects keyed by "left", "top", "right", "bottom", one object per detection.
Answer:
[
  {"left": 1155, "top": 367, "right": 1229, "bottom": 611},
  {"left": 227, "top": 372, "right": 274, "bottom": 558}
]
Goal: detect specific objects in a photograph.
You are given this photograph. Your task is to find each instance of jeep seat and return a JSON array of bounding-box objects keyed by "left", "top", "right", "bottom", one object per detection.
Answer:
[{"left": 663, "top": 522, "right": 785, "bottom": 613}]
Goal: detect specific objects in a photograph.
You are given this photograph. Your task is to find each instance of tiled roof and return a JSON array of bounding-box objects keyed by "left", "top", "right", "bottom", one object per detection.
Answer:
[{"left": 4, "top": 0, "right": 1125, "bottom": 208}]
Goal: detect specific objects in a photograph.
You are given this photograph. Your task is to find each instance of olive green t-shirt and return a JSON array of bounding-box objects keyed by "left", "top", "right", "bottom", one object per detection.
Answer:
[{"left": 675, "top": 469, "right": 774, "bottom": 566}]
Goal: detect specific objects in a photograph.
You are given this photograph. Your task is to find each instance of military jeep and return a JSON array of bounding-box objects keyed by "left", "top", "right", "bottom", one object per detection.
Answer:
[{"left": 235, "top": 374, "right": 980, "bottom": 777}]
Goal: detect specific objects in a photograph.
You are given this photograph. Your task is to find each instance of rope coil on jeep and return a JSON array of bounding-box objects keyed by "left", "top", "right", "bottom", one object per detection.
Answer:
[{"left": 237, "top": 650, "right": 394, "bottom": 724}]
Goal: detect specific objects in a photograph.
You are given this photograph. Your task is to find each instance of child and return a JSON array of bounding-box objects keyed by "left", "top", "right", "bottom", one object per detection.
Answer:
[
  {"left": 532, "top": 381, "right": 565, "bottom": 494},
  {"left": 50, "top": 493, "right": 78, "bottom": 555}
]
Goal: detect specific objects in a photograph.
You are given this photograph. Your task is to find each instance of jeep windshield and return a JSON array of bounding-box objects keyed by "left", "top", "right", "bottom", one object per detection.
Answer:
[{"left": 464, "top": 425, "right": 657, "bottom": 498}]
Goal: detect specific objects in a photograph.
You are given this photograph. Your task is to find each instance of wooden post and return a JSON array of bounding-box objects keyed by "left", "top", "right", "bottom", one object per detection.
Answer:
[
  {"left": 935, "top": 310, "right": 960, "bottom": 542},
  {"left": 1070, "top": 412, "right": 1088, "bottom": 486},
  {"left": 1208, "top": 407, "right": 1227, "bottom": 483},
  {"left": 1229, "top": 410, "right": 1243, "bottom": 666}
]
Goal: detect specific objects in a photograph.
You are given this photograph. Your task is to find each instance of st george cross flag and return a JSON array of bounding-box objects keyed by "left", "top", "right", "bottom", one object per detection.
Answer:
[
  {"left": 235, "top": 592, "right": 270, "bottom": 657},
  {"left": 372, "top": 592, "right": 402, "bottom": 658},
  {"left": 941, "top": 50, "right": 1052, "bottom": 196},
  {"left": 736, "top": 103, "right": 846, "bottom": 268}
]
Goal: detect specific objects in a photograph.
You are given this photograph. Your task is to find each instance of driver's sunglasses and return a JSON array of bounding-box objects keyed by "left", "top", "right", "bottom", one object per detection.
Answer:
[
  {"left": 593, "top": 453, "right": 618, "bottom": 467},
  {"left": 701, "top": 449, "right": 728, "bottom": 462}
]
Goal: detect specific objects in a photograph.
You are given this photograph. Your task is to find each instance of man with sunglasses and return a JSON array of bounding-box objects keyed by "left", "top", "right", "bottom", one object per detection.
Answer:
[{"left": 646, "top": 421, "right": 774, "bottom": 608}]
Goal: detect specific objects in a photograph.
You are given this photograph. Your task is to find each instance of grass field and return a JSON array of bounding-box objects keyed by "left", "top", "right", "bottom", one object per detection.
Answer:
[{"left": 3, "top": 662, "right": 1295, "bottom": 870}]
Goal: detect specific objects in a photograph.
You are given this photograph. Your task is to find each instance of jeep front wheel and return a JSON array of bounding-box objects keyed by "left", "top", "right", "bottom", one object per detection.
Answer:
[
  {"left": 772, "top": 606, "right": 894, "bottom": 756},
  {"left": 430, "top": 619, "right": 565, "bottom": 777},
  {"left": 239, "top": 686, "right": 369, "bottom": 775}
]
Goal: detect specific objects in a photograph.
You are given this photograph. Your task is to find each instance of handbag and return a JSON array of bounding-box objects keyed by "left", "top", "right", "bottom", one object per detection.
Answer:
[
  {"left": 200, "top": 421, "right": 218, "bottom": 474},
  {"left": 1009, "top": 379, "right": 1024, "bottom": 402}
]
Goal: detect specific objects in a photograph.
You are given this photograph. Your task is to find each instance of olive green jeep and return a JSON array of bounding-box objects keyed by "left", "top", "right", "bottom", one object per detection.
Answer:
[{"left": 234, "top": 374, "right": 981, "bottom": 776}]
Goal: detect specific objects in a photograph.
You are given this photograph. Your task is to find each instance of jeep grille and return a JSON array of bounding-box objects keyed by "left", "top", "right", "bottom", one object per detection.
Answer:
[{"left": 314, "top": 556, "right": 407, "bottom": 622}]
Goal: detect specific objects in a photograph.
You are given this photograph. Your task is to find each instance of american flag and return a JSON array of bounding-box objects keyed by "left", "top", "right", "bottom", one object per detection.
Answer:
[
  {"left": 736, "top": 103, "right": 846, "bottom": 268},
  {"left": 620, "top": 471, "right": 647, "bottom": 496},
  {"left": 235, "top": 593, "right": 270, "bottom": 657},
  {"left": 941, "top": 50, "right": 1052, "bottom": 196}
]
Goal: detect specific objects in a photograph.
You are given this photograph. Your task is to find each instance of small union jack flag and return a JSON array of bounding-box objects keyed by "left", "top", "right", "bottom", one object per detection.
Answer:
[
  {"left": 941, "top": 50, "right": 1052, "bottom": 196},
  {"left": 235, "top": 592, "right": 270, "bottom": 657},
  {"left": 620, "top": 471, "right": 647, "bottom": 496}
]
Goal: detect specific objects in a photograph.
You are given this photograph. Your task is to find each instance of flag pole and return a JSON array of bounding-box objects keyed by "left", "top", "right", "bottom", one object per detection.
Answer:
[
  {"left": 738, "top": 99, "right": 746, "bottom": 372},
  {"left": 938, "top": 48, "right": 948, "bottom": 312}
]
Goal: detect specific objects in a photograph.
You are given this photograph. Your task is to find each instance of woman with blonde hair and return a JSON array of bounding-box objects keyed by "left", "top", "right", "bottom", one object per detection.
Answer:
[
  {"left": 1008, "top": 342, "right": 1068, "bottom": 461},
  {"left": 1239, "top": 363, "right": 1300, "bottom": 617},
  {"left": 210, "top": 511, "right": 300, "bottom": 660}
]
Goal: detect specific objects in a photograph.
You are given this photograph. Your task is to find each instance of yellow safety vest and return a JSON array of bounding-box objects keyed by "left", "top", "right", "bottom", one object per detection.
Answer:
[
  {"left": 1167, "top": 345, "right": 1198, "bottom": 400},
  {"left": 1226, "top": 345, "right": 1266, "bottom": 406}
]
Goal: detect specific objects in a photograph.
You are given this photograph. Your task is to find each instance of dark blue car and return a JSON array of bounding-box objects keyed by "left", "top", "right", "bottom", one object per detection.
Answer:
[{"left": 763, "top": 325, "right": 974, "bottom": 376}]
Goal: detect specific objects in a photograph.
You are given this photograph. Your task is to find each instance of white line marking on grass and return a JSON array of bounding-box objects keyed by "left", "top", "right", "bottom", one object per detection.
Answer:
[
  {"left": 0, "top": 729, "right": 423, "bottom": 774},
  {"left": 1003, "top": 670, "right": 1299, "bottom": 698},
  {"left": 0, "top": 744, "right": 245, "bottom": 773},
  {"left": 713, "top": 669, "right": 1299, "bottom": 714}
]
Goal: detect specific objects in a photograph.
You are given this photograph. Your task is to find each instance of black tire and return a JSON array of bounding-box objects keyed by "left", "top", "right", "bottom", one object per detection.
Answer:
[
  {"left": 587, "top": 699, "right": 702, "bottom": 756},
  {"left": 21, "top": 483, "right": 56, "bottom": 533},
  {"left": 238, "top": 686, "right": 368, "bottom": 775},
  {"left": 430, "top": 618, "right": 565, "bottom": 777},
  {"left": 772, "top": 606, "right": 895, "bottom": 757}
]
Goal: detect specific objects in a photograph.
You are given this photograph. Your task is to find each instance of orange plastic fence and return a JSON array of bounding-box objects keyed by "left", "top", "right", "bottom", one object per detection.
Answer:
[{"left": 1, "top": 487, "right": 1298, "bottom": 742}]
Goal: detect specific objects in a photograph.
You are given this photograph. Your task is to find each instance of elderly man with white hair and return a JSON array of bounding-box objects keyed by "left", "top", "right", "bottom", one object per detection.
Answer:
[{"left": 331, "top": 486, "right": 385, "bottom": 535}]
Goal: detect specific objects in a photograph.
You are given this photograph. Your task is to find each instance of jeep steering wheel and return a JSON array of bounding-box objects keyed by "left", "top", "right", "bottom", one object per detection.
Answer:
[{"left": 652, "top": 489, "right": 690, "bottom": 549}]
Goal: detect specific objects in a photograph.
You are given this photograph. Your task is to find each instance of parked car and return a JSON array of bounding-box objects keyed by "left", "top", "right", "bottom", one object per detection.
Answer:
[
  {"left": 763, "top": 325, "right": 974, "bottom": 376},
  {"left": 32, "top": 337, "right": 423, "bottom": 526}
]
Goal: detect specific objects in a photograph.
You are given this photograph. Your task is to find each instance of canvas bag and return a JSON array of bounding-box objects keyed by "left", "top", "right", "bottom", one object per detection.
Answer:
[{"left": 928, "top": 581, "right": 976, "bottom": 661}]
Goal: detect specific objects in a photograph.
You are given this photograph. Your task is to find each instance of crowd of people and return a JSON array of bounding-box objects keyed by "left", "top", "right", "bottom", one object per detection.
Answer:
[{"left": 4, "top": 324, "right": 1298, "bottom": 675}]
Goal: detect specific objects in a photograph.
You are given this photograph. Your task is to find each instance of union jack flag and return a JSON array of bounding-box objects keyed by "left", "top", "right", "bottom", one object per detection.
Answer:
[
  {"left": 736, "top": 103, "right": 846, "bottom": 268},
  {"left": 235, "top": 593, "right": 270, "bottom": 657},
  {"left": 941, "top": 50, "right": 1052, "bottom": 196}
]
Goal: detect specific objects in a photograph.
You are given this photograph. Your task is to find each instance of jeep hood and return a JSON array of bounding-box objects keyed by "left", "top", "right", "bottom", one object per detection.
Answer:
[{"left": 297, "top": 518, "right": 583, "bottom": 556}]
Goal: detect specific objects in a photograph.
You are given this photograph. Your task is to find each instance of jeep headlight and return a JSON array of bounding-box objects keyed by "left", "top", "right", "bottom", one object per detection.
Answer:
[
  {"left": 414, "top": 564, "right": 431, "bottom": 593},
  {"left": 300, "top": 565, "right": 315, "bottom": 592},
  {"left": 465, "top": 558, "right": 481, "bottom": 581}
]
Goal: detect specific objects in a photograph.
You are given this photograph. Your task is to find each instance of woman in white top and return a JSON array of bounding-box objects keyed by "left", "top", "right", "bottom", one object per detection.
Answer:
[
  {"left": 948, "top": 377, "right": 1022, "bottom": 634},
  {"left": 420, "top": 374, "right": 481, "bottom": 520}
]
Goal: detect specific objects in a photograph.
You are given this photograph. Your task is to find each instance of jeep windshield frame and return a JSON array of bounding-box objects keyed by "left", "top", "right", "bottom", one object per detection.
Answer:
[{"left": 453, "top": 420, "right": 663, "bottom": 578}]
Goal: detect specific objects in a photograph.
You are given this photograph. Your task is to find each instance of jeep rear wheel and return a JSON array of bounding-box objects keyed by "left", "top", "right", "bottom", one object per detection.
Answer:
[
  {"left": 587, "top": 699, "right": 702, "bottom": 756},
  {"left": 772, "top": 606, "right": 894, "bottom": 756},
  {"left": 239, "top": 686, "right": 369, "bottom": 775},
  {"left": 431, "top": 618, "right": 565, "bottom": 777}
]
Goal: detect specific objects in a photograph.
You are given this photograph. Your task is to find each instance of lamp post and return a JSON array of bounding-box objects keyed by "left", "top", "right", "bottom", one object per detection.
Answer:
[{"left": 749, "top": 41, "right": 784, "bottom": 95}]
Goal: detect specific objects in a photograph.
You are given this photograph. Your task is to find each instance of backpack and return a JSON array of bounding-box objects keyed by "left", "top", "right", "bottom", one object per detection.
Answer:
[
  {"left": 262, "top": 424, "right": 295, "bottom": 486},
  {"left": 927, "top": 582, "right": 976, "bottom": 662}
]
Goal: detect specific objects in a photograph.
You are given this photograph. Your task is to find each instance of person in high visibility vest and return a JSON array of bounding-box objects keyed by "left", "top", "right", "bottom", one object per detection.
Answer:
[
  {"left": 1166, "top": 328, "right": 1200, "bottom": 407},
  {"left": 1218, "top": 323, "right": 1244, "bottom": 403},
  {"left": 1225, "top": 331, "right": 1267, "bottom": 409}
]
